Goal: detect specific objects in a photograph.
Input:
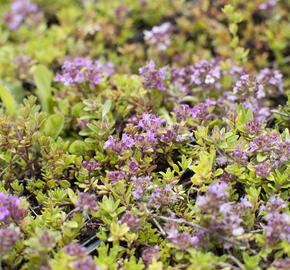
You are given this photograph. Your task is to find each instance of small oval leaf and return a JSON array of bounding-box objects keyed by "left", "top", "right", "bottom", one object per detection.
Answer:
[{"left": 43, "top": 113, "right": 64, "bottom": 138}]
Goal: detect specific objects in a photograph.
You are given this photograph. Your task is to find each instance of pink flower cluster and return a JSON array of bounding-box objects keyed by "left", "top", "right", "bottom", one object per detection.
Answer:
[
  {"left": 4, "top": 0, "right": 38, "bottom": 30},
  {"left": 144, "top": 22, "right": 173, "bottom": 51},
  {"left": 0, "top": 192, "right": 27, "bottom": 224},
  {"left": 55, "top": 57, "right": 114, "bottom": 87}
]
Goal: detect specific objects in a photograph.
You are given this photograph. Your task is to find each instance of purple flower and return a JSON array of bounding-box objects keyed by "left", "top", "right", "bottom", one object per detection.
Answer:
[
  {"left": 82, "top": 161, "right": 100, "bottom": 172},
  {"left": 175, "top": 132, "right": 194, "bottom": 142},
  {"left": 196, "top": 59, "right": 221, "bottom": 85},
  {"left": 233, "top": 74, "right": 265, "bottom": 100},
  {"left": 169, "top": 67, "right": 184, "bottom": 85},
  {"left": 148, "top": 184, "right": 177, "bottom": 209},
  {"left": 73, "top": 256, "right": 100, "bottom": 270},
  {"left": 218, "top": 202, "right": 245, "bottom": 237},
  {"left": 260, "top": 196, "right": 287, "bottom": 213},
  {"left": 215, "top": 197, "right": 251, "bottom": 240},
  {"left": 139, "top": 0, "right": 148, "bottom": 8},
  {"left": 136, "top": 113, "right": 165, "bottom": 131},
  {"left": 230, "top": 146, "right": 248, "bottom": 166},
  {"left": 180, "top": 59, "right": 222, "bottom": 90},
  {"left": 257, "top": 67, "right": 283, "bottom": 94},
  {"left": 128, "top": 161, "right": 138, "bottom": 172},
  {"left": 108, "top": 170, "right": 126, "bottom": 184},
  {"left": 119, "top": 211, "right": 140, "bottom": 231},
  {"left": 207, "top": 182, "right": 229, "bottom": 200},
  {"left": 239, "top": 197, "right": 253, "bottom": 209},
  {"left": 0, "top": 192, "right": 27, "bottom": 224},
  {"left": 174, "top": 99, "right": 216, "bottom": 121},
  {"left": 255, "top": 161, "right": 272, "bottom": 178},
  {"left": 0, "top": 206, "right": 9, "bottom": 222},
  {"left": 167, "top": 230, "right": 199, "bottom": 250},
  {"left": 233, "top": 74, "right": 249, "bottom": 95},
  {"left": 76, "top": 193, "right": 97, "bottom": 210},
  {"left": 144, "top": 22, "right": 173, "bottom": 51},
  {"left": 196, "top": 183, "right": 253, "bottom": 246},
  {"left": 121, "top": 133, "right": 135, "bottom": 149},
  {"left": 242, "top": 98, "right": 271, "bottom": 122},
  {"left": 191, "top": 100, "right": 216, "bottom": 119},
  {"left": 130, "top": 113, "right": 175, "bottom": 149},
  {"left": 196, "top": 182, "right": 229, "bottom": 211},
  {"left": 216, "top": 155, "right": 228, "bottom": 166},
  {"left": 0, "top": 227, "right": 20, "bottom": 258},
  {"left": 174, "top": 104, "right": 191, "bottom": 120},
  {"left": 64, "top": 243, "right": 87, "bottom": 257},
  {"left": 259, "top": 0, "right": 276, "bottom": 10},
  {"left": 78, "top": 120, "right": 90, "bottom": 128},
  {"left": 159, "top": 129, "right": 176, "bottom": 142},
  {"left": 260, "top": 196, "right": 289, "bottom": 244},
  {"left": 249, "top": 134, "right": 273, "bottom": 154},
  {"left": 103, "top": 135, "right": 118, "bottom": 150},
  {"left": 229, "top": 63, "right": 246, "bottom": 77},
  {"left": 142, "top": 245, "right": 159, "bottom": 265},
  {"left": 270, "top": 139, "right": 290, "bottom": 167},
  {"left": 133, "top": 133, "right": 153, "bottom": 152},
  {"left": 11, "top": 0, "right": 38, "bottom": 13},
  {"left": 38, "top": 231, "right": 56, "bottom": 249},
  {"left": 103, "top": 133, "right": 134, "bottom": 154},
  {"left": 54, "top": 59, "right": 87, "bottom": 86},
  {"left": 132, "top": 176, "right": 152, "bottom": 200},
  {"left": 275, "top": 258, "right": 290, "bottom": 269},
  {"left": 264, "top": 212, "right": 290, "bottom": 244},
  {"left": 245, "top": 119, "right": 261, "bottom": 135},
  {"left": 14, "top": 54, "right": 32, "bottom": 74},
  {"left": 4, "top": 0, "right": 38, "bottom": 31},
  {"left": 139, "top": 61, "right": 167, "bottom": 91},
  {"left": 54, "top": 58, "right": 114, "bottom": 87}
]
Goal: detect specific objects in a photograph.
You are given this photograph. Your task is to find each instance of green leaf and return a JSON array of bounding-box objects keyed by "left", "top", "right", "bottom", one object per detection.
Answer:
[
  {"left": 47, "top": 180, "right": 57, "bottom": 188},
  {"left": 59, "top": 180, "right": 71, "bottom": 188},
  {"left": 230, "top": 36, "right": 239, "bottom": 48},
  {"left": 148, "top": 260, "right": 163, "bottom": 270},
  {"left": 3, "top": 79, "right": 27, "bottom": 104},
  {"left": 175, "top": 251, "right": 184, "bottom": 261},
  {"left": 222, "top": 4, "right": 234, "bottom": 15},
  {"left": 232, "top": 13, "right": 243, "bottom": 24},
  {"left": 87, "top": 123, "right": 100, "bottom": 134},
  {"left": 108, "top": 222, "right": 129, "bottom": 241},
  {"left": 33, "top": 65, "right": 53, "bottom": 113},
  {"left": 42, "top": 113, "right": 64, "bottom": 139},
  {"left": 124, "top": 256, "right": 144, "bottom": 270},
  {"left": 102, "top": 99, "right": 112, "bottom": 118},
  {"left": 69, "top": 140, "right": 88, "bottom": 155},
  {"left": 229, "top": 23, "right": 238, "bottom": 36},
  {"left": 0, "top": 83, "right": 16, "bottom": 115},
  {"left": 242, "top": 252, "right": 260, "bottom": 269},
  {"left": 257, "top": 153, "right": 268, "bottom": 162},
  {"left": 66, "top": 221, "right": 78, "bottom": 228},
  {"left": 67, "top": 188, "right": 78, "bottom": 205},
  {"left": 215, "top": 168, "right": 224, "bottom": 177},
  {"left": 158, "top": 108, "right": 173, "bottom": 125}
]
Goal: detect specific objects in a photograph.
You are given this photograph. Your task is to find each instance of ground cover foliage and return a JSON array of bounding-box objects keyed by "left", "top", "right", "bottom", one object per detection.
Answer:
[{"left": 0, "top": 0, "right": 289, "bottom": 269}]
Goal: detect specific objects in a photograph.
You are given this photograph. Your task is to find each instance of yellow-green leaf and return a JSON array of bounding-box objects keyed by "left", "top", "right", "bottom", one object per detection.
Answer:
[
  {"left": 0, "top": 83, "right": 16, "bottom": 115},
  {"left": 33, "top": 65, "right": 53, "bottom": 113}
]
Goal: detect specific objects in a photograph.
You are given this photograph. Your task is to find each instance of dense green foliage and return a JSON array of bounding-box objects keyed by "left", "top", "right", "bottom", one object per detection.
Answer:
[{"left": 0, "top": 0, "right": 289, "bottom": 269}]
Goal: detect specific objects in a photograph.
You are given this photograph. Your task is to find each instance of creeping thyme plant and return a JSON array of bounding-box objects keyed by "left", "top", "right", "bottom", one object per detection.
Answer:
[{"left": 0, "top": 0, "right": 289, "bottom": 269}]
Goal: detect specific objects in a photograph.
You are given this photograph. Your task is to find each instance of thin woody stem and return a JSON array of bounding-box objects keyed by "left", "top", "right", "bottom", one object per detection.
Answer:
[
  {"left": 151, "top": 214, "right": 257, "bottom": 254},
  {"left": 271, "top": 110, "right": 290, "bottom": 118}
]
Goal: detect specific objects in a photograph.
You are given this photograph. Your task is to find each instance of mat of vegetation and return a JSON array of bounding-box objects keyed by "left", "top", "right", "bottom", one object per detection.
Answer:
[{"left": 0, "top": 0, "right": 289, "bottom": 269}]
